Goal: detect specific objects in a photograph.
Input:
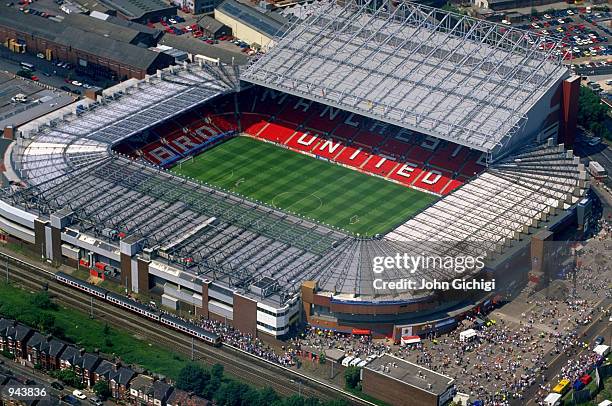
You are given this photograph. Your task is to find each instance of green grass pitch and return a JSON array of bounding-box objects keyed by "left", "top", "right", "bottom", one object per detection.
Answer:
[{"left": 172, "top": 136, "right": 438, "bottom": 235}]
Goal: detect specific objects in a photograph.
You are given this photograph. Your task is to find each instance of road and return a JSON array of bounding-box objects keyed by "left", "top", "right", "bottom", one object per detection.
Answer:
[
  {"left": 0, "top": 47, "right": 108, "bottom": 93},
  {"left": 519, "top": 302, "right": 611, "bottom": 405},
  {"left": 0, "top": 252, "right": 375, "bottom": 406}
]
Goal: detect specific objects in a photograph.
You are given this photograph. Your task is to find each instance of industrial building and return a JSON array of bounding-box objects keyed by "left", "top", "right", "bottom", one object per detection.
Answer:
[
  {"left": 95, "top": 0, "right": 177, "bottom": 23},
  {"left": 362, "top": 355, "right": 455, "bottom": 406},
  {"left": 0, "top": 72, "right": 75, "bottom": 138},
  {"left": 158, "top": 33, "right": 248, "bottom": 65},
  {"left": 214, "top": 0, "right": 287, "bottom": 48},
  {"left": 0, "top": 9, "right": 174, "bottom": 80}
]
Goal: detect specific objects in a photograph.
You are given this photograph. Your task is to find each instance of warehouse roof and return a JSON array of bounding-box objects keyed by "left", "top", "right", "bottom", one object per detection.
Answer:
[
  {"left": 64, "top": 13, "right": 145, "bottom": 44},
  {"left": 57, "top": 27, "right": 166, "bottom": 70},
  {"left": 198, "top": 15, "right": 227, "bottom": 34},
  {"left": 159, "top": 34, "right": 248, "bottom": 65},
  {"left": 0, "top": 9, "right": 166, "bottom": 71},
  {"left": 365, "top": 354, "right": 454, "bottom": 395},
  {"left": 98, "top": 0, "right": 176, "bottom": 19},
  {"left": 0, "top": 8, "right": 63, "bottom": 39},
  {"left": 216, "top": 0, "right": 287, "bottom": 38}
]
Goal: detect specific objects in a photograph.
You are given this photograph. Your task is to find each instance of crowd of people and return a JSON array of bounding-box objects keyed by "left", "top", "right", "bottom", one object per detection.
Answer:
[
  {"left": 197, "top": 318, "right": 296, "bottom": 366},
  {"left": 288, "top": 326, "right": 388, "bottom": 360}
]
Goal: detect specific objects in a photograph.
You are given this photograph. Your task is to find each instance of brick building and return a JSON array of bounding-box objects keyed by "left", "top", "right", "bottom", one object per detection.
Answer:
[
  {"left": 362, "top": 354, "right": 455, "bottom": 406},
  {"left": 0, "top": 9, "right": 173, "bottom": 80}
]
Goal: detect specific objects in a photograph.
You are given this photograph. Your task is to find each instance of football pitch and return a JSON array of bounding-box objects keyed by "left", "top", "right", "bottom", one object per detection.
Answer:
[{"left": 172, "top": 137, "right": 438, "bottom": 235}]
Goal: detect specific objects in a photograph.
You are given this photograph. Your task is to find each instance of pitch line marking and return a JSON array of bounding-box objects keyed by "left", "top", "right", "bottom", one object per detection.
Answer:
[{"left": 272, "top": 192, "right": 323, "bottom": 214}]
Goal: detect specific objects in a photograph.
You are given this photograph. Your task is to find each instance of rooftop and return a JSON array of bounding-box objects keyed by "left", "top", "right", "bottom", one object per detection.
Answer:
[
  {"left": 241, "top": 0, "right": 569, "bottom": 152},
  {"left": 365, "top": 354, "right": 454, "bottom": 395},
  {"left": 0, "top": 8, "right": 168, "bottom": 70},
  {"left": 98, "top": 0, "right": 176, "bottom": 19},
  {"left": 216, "top": 0, "right": 288, "bottom": 38},
  {"left": 159, "top": 34, "right": 249, "bottom": 65}
]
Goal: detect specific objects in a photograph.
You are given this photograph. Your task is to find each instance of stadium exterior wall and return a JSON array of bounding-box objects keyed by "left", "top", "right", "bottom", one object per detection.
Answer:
[{"left": 492, "top": 74, "right": 566, "bottom": 160}]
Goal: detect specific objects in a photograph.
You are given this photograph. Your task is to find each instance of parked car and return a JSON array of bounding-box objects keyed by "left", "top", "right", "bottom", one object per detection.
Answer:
[
  {"left": 88, "top": 397, "right": 103, "bottom": 406},
  {"left": 50, "top": 381, "right": 64, "bottom": 390},
  {"left": 72, "top": 389, "right": 86, "bottom": 400}
]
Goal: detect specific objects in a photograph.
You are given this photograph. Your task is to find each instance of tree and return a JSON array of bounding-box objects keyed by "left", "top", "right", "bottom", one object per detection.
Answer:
[
  {"left": 93, "top": 380, "right": 111, "bottom": 400},
  {"left": 33, "top": 313, "right": 56, "bottom": 334},
  {"left": 344, "top": 366, "right": 361, "bottom": 390},
  {"left": 578, "top": 87, "right": 612, "bottom": 141},
  {"left": 50, "top": 369, "right": 83, "bottom": 389},
  {"left": 322, "top": 401, "right": 349, "bottom": 406},
  {"left": 214, "top": 381, "right": 250, "bottom": 406},
  {"left": 30, "top": 291, "right": 57, "bottom": 310},
  {"left": 176, "top": 363, "right": 211, "bottom": 396}
]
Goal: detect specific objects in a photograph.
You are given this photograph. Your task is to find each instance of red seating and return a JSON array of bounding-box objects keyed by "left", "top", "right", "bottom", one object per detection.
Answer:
[
  {"left": 241, "top": 113, "right": 269, "bottom": 136},
  {"left": 211, "top": 114, "right": 238, "bottom": 132},
  {"left": 334, "top": 145, "right": 371, "bottom": 168},
  {"left": 332, "top": 124, "right": 361, "bottom": 141},
  {"left": 428, "top": 144, "right": 470, "bottom": 172},
  {"left": 387, "top": 162, "right": 423, "bottom": 186},
  {"left": 312, "top": 136, "right": 346, "bottom": 160},
  {"left": 353, "top": 131, "right": 385, "bottom": 148},
  {"left": 362, "top": 155, "right": 399, "bottom": 178},
  {"left": 141, "top": 142, "right": 178, "bottom": 166},
  {"left": 459, "top": 151, "right": 486, "bottom": 178},
  {"left": 405, "top": 145, "right": 434, "bottom": 165},
  {"left": 304, "top": 105, "right": 345, "bottom": 133},
  {"left": 279, "top": 101, "right": 313, "bottom": 125},
  {"left": 285, "top": 130, "right": 320, "bottom": 151},
  {"left": 260, "top": 122, "right": 299, "bottom": 144},
  {"left": 441, "top": 179, "right": 464, "bottom": 194},
  {"left": 413, "top": 169, "right": 454, "bottom": 194},
  {"left": 380, "top": 138, "right": 412, "bottom": 158}
]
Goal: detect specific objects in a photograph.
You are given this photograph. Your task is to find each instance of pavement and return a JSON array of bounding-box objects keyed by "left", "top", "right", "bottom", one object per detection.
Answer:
[{"left": 0, "top": 46, "right": 109, "bottom": 94}]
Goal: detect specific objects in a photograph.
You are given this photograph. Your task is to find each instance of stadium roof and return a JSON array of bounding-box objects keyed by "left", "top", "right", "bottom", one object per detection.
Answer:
[{"left": 241, "top": 0, "right": 569, "bottom": 153}]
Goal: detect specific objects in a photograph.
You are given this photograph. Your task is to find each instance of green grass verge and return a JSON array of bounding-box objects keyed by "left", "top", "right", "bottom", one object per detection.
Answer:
[
  {"left": 172, "top": 137, "right": 437, "bottom": 235},
  {"left": 0, "top": 281, "right": 186, "bottom": 379}
]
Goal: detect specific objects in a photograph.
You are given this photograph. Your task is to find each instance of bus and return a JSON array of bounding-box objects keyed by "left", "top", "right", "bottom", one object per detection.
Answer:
[
  {"left": 19, "top": 62, "right": 35, "bottom": 71},
  {"left": 552, "top": 379, "right": 571, "bottom": 395}
]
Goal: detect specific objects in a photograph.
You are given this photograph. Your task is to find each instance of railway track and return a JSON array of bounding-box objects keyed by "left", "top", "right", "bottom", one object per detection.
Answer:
[{"left": 0, "top": 253, "right": 374, "bottom": 405}]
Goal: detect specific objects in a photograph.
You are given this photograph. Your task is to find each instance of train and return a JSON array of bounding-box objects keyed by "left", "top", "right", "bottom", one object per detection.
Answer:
[{"left": 55, "top": 272, "right": 221, "bottom": 346}]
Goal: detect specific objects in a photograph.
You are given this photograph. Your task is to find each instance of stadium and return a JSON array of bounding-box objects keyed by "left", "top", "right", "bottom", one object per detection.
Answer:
[{"left": 0, "top": 0, "right": 591, "bottom": 339}]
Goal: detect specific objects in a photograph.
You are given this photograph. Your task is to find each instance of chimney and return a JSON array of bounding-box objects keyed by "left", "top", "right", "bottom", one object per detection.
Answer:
[
  {"left": 79, "top": 348, "right": 85, "bottom": 356},
  {"left": 114, "top": 362, "right": 121, "bottom": 372}
]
